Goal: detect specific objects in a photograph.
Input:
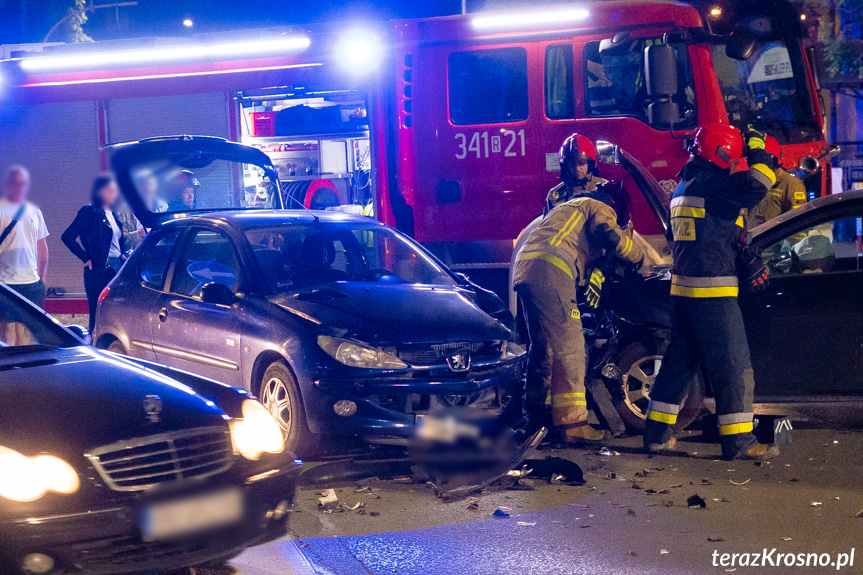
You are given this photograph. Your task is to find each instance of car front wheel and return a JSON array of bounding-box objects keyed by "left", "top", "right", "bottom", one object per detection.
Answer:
[
  {"left": 259, "top": 360, "right": 317, "bottom": 457},
  {"left": 611, "top": 339, "right": 705, "bottom": 433}
]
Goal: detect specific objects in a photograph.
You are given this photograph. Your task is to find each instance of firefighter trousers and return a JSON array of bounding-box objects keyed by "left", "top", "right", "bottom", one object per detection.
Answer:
[
  {"left": 644, "top": 296, "right": 757, "bottom": 460},
  {"left": 516, "top": 276, "right": 589, "bottom": 430}
]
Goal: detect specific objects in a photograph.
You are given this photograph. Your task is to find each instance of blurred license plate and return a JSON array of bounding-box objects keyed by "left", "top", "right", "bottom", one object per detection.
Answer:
[{"left": 140, "top": 488, "right": 243, "bottom": 540}]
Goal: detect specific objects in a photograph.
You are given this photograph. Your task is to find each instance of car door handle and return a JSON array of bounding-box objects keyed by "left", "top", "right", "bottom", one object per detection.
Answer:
[{"left": 158, "top": 308, "right": 168, "bottom": 323}]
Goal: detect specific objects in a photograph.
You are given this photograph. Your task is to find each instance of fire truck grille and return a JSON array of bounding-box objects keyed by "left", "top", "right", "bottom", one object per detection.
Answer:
[
  {"left": 398, "top": 341, "right": 502, "bottom": 366},
  {"left": 86, "top": 427, "right": 234, "bottom": 492}
]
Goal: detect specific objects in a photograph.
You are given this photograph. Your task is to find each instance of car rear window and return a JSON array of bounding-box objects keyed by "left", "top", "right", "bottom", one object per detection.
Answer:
[
  {"left": 448, "top": 47, "right": 529, "bottom": 125},
  {"left": 139, "top": 228, "right": 180, "bottom": 290}
]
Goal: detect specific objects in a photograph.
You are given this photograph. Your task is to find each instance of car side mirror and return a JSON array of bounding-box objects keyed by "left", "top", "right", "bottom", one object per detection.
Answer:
[
  {"left": 200, "top": 282, "right": 237, "bottom": 306},
  {"left": 798, "top": 156, "right": 819, "bottom": 175},
  {"left": 596, "top": 141, "right": 621, "bottom": 165}
]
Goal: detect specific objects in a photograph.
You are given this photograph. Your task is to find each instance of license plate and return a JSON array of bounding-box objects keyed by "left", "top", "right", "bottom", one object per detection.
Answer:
[{"left": 139, "top": 488, "right": 244, "bottom": 541}]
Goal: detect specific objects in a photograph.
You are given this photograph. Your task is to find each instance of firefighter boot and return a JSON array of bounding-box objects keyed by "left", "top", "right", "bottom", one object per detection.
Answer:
[
  {"left": 736, "top": 443, "right": 780, "bottom": 461},
  {"left": 563, "top": 424, "right": 608, "bottom": 445},
  {"left": 646, "top": 436, "right": 678, "bottom": 454}
]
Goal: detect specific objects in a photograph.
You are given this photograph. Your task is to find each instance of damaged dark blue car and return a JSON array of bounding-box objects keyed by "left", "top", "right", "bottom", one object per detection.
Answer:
[{"left": 95, "top": 136, "right": 526, "bottom": 456}]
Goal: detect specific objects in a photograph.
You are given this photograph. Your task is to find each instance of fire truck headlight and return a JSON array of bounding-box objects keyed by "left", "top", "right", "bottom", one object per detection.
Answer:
[{"left": 336, "top": 30, "right": 381, "bottom": 74}]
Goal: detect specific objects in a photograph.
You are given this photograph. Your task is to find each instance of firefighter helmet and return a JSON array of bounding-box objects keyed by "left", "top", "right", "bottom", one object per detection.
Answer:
[
  {"left": 764, "top": 135, "right": 782, "bottom": 160},
  {"left": 559, "top": 133, "right": 597, "bottom": 187},
  {"left": 692, "top": 123, "right": 743, "bottom": 169}
]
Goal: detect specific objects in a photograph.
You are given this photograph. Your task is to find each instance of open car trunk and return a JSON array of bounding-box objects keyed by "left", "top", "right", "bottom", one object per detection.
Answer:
[{"left": 108, "top": 135, "right": 283, "bottom": 229}]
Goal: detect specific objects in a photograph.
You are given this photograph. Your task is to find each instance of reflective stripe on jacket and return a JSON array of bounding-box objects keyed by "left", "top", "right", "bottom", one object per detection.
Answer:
[
  {"left": 746, "top": 167, "right": 807, "bottom": 228},
  {"left": 669, "top": 153, "right": 773, "bottom": 297},
  {"left": 513, "top": 196, "right": 643, "bottom": 287}
]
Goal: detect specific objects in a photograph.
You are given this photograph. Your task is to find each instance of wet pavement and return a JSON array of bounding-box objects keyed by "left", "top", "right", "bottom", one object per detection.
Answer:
[{"left": 230, "top": 428, "right": 863, "bottom": 574}]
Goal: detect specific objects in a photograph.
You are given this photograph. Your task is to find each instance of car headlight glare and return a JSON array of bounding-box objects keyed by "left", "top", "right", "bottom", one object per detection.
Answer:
[
  {"left": 0, "top": 446, "right": 79, "bottom": 502},
  {"left": 230, "top": 400, "right": 285, "bottom": 461},
  {"left": 318, "top": 336, "right": 407, "bottom": 369}
]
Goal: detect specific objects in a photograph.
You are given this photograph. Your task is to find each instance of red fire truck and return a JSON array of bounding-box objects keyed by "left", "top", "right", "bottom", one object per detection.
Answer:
[{"left": 0, "top": 0, "right": 826, "bottom": 312}]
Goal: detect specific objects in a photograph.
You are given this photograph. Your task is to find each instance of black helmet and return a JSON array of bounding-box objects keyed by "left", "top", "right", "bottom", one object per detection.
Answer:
[{"left": 585, "top": 181, "right": 632, "bottom": 229}]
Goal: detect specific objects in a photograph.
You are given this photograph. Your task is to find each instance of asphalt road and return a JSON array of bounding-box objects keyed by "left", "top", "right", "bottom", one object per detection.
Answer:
[{"left": 229, "top": 428, "right": 863, "bottom": 575}]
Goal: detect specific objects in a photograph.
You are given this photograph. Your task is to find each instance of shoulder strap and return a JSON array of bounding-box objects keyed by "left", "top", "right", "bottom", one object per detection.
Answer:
[{"left": 0, "top": 204, "right": 27, "bottom": 249}]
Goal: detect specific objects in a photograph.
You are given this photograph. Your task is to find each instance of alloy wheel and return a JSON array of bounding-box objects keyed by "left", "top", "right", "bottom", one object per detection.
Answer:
[
  {"left": 621, "top": 354, "right": 663, "bottom": 420},
  {"left": 261, "top": 376, "right": 293, "bottom": 435}
]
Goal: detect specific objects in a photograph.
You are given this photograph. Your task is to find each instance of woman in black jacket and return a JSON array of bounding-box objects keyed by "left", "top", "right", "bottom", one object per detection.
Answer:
[{"left": 61, "top": 175, "right": 127, "bottom": 332}]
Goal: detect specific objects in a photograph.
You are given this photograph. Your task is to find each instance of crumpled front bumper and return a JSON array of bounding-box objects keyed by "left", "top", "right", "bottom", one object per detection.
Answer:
[
  {"left": 308, "top": 354, "right": 526, "bottom": 442},
  {"left": 0, "top": 455, "right": 301, "bottom": 575}
]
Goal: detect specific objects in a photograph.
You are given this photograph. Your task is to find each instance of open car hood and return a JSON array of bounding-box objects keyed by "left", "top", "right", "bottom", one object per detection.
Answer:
[{"left": 108, "top": 135, "right": 282, "bottom": 228}]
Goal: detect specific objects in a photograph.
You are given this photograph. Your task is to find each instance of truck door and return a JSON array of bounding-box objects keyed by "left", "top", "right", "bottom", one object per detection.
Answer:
[{"left": 419, "top": 43, "right": 543, "bottom": 251}]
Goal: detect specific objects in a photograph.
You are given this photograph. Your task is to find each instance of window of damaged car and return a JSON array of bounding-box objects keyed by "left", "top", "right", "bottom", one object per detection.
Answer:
[
  {"left": 171, "top": 229, "right": 243, "bottom": 297},
  {"left": 139, "top": 228, "right": 181, "bottom": 290},
  {"left": 762, "top": 218, "right": 862, "bottom": 276},
  {"left": 245, "top": 223, "right": 456, "bottom": 290},
  {"left": 0, "top": 289, "right": 78, "bottom": 350},
  {"left": 130, "top": 158, "right": 278, "bottom": 216}
]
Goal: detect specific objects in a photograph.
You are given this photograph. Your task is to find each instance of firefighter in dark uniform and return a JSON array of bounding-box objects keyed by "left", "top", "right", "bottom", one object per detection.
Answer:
[
  {"left": 746, "top": 135, "right": 808, "bottom": 228},
  {"left": 514, "top": 176, "right": 648, "bottom": 443},
  {"left": 644, "top": 123, "right": 779, "bottom": 461},
  {"left": 544, "top": 135, "right": 608, "bottom": 215}
]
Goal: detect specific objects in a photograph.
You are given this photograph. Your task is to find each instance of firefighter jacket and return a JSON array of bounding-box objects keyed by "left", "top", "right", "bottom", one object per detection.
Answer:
[
  {"left": 513, "top": 193, "right": 644, "bottom": 288},
  {"left": 746, "top": 167, "right": 807, "bottom": 228},
  {"left": 544, "top": 174, "right": 608, "bottom": 215},
  {"left": 669, "top": 153, "right": 774, "bottom": 298}
]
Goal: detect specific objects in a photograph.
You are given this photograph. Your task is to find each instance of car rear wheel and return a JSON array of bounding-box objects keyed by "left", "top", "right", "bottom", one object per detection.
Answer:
[
  {"left": 107, "top": 339, "right": 126, "bottom": 355},
  {"left": 260, "top": 360, "right": 318, "bottom": 457},
  {"left": 611, "top": 339, "right": 705, "bottom": 433}
]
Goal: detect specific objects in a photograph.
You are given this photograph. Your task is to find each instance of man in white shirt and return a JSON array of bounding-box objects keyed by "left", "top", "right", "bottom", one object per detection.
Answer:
[{"left": 0, "top": 166, "right": 49, "bottom": 345}]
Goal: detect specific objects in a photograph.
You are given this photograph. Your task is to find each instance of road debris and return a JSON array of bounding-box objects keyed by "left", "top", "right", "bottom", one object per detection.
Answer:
[
  {"left": 855, "top": 509, "right": 863, "bottom": 518},
  {"left": 597, "top": 446, "right": 620, "bottom": 456},
  {"left": 660, "top": 549, "right": 670, "bottom": 555},
  {"left": 493, "top": 507, "right": 511, "bottom": 518},
  {"left": 517, "top": 521, "right": 536, "bottom": 527},
  {"left": 687, "top": 494, "right": 707, "bottom": 508},
  {"left": 708, "top": 537, "right": 724, "bottom": 542},
  {"left": 318, "top": 489, "right": 339, "bottom": 512},
  {"left": 782, "top": 537, "right": 792, "bottom": 541},
  {"left": 811, "top": 501, "right": 823, "bottom": 507},
  {"left": 465, "top": 497, "right": 480, "bottom": 511},
  {"left": 729, "top": 479, "right": 751, "bottom": 486},
  {"left": 627, "top": 508, "right": 636, "bottom": 515}
]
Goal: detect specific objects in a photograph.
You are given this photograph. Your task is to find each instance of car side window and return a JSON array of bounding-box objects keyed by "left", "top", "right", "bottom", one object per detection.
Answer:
[
  {"left": 139, "top": 228, "right": 181, "bottom": 290},
  {"left": 171, "top": 229, "right": 242, "bottom": 297},
  {"left": 763, "top": 218, "right": 861, "bottom": 276}
]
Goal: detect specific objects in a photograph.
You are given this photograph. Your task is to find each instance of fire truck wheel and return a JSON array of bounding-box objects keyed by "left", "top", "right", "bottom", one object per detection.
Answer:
[{"left": 611, "top": 339, "right": 705, "bottom": 433}]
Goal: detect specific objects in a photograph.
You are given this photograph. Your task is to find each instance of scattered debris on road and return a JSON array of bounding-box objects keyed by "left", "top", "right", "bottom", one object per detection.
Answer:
[
  {"left": 729, "top": 479, "right": 751, "bottom": 486},
  {"left": 687, "top": 494, "right": 707, "bottom": 508}
]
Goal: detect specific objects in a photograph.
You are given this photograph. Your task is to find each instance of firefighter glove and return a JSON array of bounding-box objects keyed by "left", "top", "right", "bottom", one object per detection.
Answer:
[
  {"left": 745, "top": 125, "right": 767, "bottom": 151},
  {"left": 585, "top": 268, "right": 605, "bottom": 310},
  {"left": 739, "top": 248, "right": 770, "bottom": 293}
]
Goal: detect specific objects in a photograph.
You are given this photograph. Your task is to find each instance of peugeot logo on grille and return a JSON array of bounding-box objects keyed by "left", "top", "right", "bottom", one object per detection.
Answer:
[
  {"left": 446, "top": 352, "right": 471, "bottom": 372},
  {"left": 143, "top": 394, "right": 162, "bottom": 423}
]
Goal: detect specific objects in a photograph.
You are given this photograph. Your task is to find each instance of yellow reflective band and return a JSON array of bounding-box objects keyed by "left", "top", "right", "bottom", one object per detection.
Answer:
[
  {"left": 517, "top": 252, "right": 573, "bottom": 279},
  {"left": 735, "top": 215, "right": 745, "bottom": 228},
  {"left": 619, "top": 235, "right": 633, "bottom": 257},
  {"left": 670, "top": 284, "right": 739, "bottom": 298},
  {"left": 670, "top": 206, "right": 706, "bottom": 218},
  {"left": 554, "top": 400, "right": 588, "bottom": 408},
  {"left": 553, "top": 392, "right": 586, "bottom": 399},
  {"left": 551, "top": 212, "right": 584, "bottom": 246},
  {"left": 550, "top": 210, "right": 580, "bottom": 246},
  {"left": 719, "top": 421, "right": 754, "bottom": 436},
  {"left": 647, "top": 410, "right": 678, "bottom": 424},
  {"left": 751, "top": 163, "right": 777, "bottom": 186}
]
